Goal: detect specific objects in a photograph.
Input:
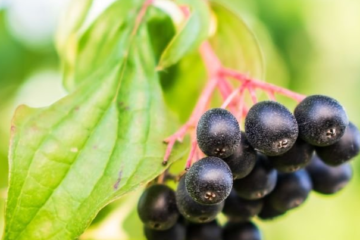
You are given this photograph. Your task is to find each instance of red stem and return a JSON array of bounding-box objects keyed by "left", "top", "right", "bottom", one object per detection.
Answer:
[
  {"left": 248, "top": 86, "right": 258, "bottom": 104},
  {"left": 266, "top": 91, "right": 276, "bottom": 101},
  {"left": 220, "top": 68, "right": 306, "bottom": 102},
  {"left": 132, "top": 0, "right": 154, "bottom": 35},
  {"left": 200, "top": 42, "right": 223, "bottom": 75},
  {"left": 236, "top": 82, "right": 249, "bottom": 122},
  {"left": 185, "top": 139, "right": 198, "bottom": 170},
  {"left": 221, "top": 86, "right": 241, "bottom": 108}
]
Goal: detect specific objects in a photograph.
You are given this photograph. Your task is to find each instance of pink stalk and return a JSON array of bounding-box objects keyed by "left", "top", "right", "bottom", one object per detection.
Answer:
[
  {"left": 132, "top": 0, "right": 154, "bottom": 35},
  {"left": 236, "top": 83, "right": 249, "bottom": 123},
  {"left": 266, "top": 91, "right": 276, "bottom": 101},
  {"left": 221, "top": 87, "right": 241, "bottom": 109},
  {"left": 248, "top": 86, "right": 258, "bottom": 104},
  {"left": 220, "top": 68, "right": 306, "bottom": 102},
  {"left": 185, "top": 139, "right": 198, "bottom": 170}
]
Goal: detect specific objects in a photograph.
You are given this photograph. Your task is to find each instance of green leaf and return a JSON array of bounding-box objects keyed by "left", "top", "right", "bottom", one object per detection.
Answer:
[
  {"left": 60, "top": 0, "right": 142, "bottom": 91},
  {"left": 147, "top": 7, "right": 176, "bottom": 62},
  {"left": 4, "top": 3, "right": 188, "bottom": 240},
  {"left": 161, "top": 52, "right": 207, "bottom": 122},
  {"left": 209, "top": 0, "right": 265, "bottom": 78},
  {"left": 157, "top": 0, "right": 211, "bottom": 70},
  {"left": 56, "top": 0, "right": 93, "bottom": 54},
  {"left": 0, "top": 198, "right": 4, "bottom": 239}
]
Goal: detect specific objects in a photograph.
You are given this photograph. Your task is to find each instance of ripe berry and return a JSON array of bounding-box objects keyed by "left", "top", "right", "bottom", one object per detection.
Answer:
[
  {"left": 144, "top": 222, "right": 186, "bottom": 240},
  {"left": 222, "top": 222, "right": 262, "bottom": 240},
  {"left": 245, "top": 101, "right": 298, "bottom": 156},
  {"left": 197, "top": 108, "right": 241, "bottom": 158},
  {"left": 186, "top": 221, "right": 222, "bottom": 240},
  {"left": 233, "top": 155, "right": 277, "bottom": 200},
  {"left": 176, "top": 176, "right": 224, "bottom": 223},
  {"left": 223, "top": 189, "right": 263, "bottom": 222},
  {"left": 224, "top": 132, "right": 257, "bottom": 179},
  {"left": 269, "top": 138, "right": 314, "bottom": 172},
  {"left": 258, "top": 198, "right": 287, "bottom": 220},
  {"left": 137, "top": 184, "right": 179, "bottom": 230},
  {"left": 316, "top": 122, "right": 360, "bottom": 166},
  {"left": 186, "top": 157, "right": 233, "bottom": 205},
  {"left": 294, "top": 95, "right": 349, "bottom": 146},
  {"left": 306, "top": 154, "right": 352, "bottom": 194},
  {"left": 268, "top": 170, "right": 312, "bottom": 212}
]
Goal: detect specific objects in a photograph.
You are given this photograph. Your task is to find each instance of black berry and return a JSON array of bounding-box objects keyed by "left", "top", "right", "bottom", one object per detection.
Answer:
[
  {"left": 197, "top": 108, "right": 241, "bottom": 158},
  {"left": 186, "top": 221, "right": 222, "bottom": 240},
  {"left": 269, "top": 138, "right": 314, "bottom": 172},
  {"left": 144, "top": 222, "right": 186, "bottom": 240},
  {"left": 245, "top": 101, "right": 298, "bottom": 156},
  {"left": 316, "top": 122, "right": 360, "bottom": 166},
  {"left": 224, "top": 131, "right": 257, "bottom": 179},
  {"left": 176, "top": 176, "right": 224, "bottom": 223},
  {"left": 186, "top": 157, "right": 233, "bottom": 205},
  {"left": 233, "top": 155, "right": 277, "bottom": 200},
  {"left": 306, "top": 154, "right": 352, "bottom": 194},
  {"left": 258, "top": 198, "right": 287, "bottom": 220},
  {"left": 294, "top": 95, "right": 349, "bottom": 146},
  {"left": 137, "top": 184, "right": 179, "bottom": 230},
  {"left": 267, "top": 170, "right": 312, "bottom": 212},
  {"left": 222, "top": 221, "right": 262, "bottom": 240},
  {"left": 223, "top": 189, "right": 263, "bottom": 222}
]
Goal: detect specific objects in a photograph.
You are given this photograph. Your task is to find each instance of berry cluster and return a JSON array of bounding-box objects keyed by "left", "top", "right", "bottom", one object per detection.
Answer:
[{"left": 138, "top": 95, "right": 360, "bottom": 240}]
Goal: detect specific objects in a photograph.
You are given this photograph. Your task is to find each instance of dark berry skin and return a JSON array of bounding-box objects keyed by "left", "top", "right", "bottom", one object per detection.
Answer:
[
  {"left": 144, "top": 222, "right": 186, "bottom": 240},
  {"left": 316, "top": 122, "right": 360, "bottom": 166},
  {"left": 306, "top": 154, "right": 352, "bottom": 194},
  {"left": 197, "top": 108, "right": 241, "bottom": 158},
  {"left": 137, "top": 184, "right": 179, "bottom": 230},
  {"left": 223, "top": 189, "right": 263, "bottom": 222},
  {"left": 176, "top": 176, "right": 224, "bottom": 223},
  {"left": 258, "top": 198, "right": 287, "bottom": 220},
  {"left": 294, "top": 95, "right": 349, "bottom": 146},
  {"left": 268, "top": 170, "right": 312, "bottom": 212},
  {"left": 187, "top": 221, "right": 222, "bottom": 240},
  {"left": 245, "top": 101, "right": 298, "bottom": 156},
  {"left": 186, "top": 157, "right": 233, "bottom": 205},
  {"left": 224, "top": 132, "right": 257, "bottom": 179},
  {"left": 233, "top": 155, "right": 277, "bottom": 200},
  {"left": 269, "top": 138, "right": 314, "bottom": 172},
  {"left": 222, "top": 222, "right": 261, "bottom": 240}
]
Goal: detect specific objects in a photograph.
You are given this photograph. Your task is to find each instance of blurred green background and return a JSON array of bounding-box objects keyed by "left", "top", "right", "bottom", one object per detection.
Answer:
[{"left": 1, "top": 0, "right": 360, "bottom": 239}]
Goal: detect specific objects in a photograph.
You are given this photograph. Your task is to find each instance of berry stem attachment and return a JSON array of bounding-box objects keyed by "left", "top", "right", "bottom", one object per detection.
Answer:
[
  {"left": 237, "top": 82, "right": 249, "bottom": 122},
  {"left": 248, "top": 86, "right": 258, "bottom": 104},
  {"left": 157, "top": 171, "right": 167, "bottom": 184}
]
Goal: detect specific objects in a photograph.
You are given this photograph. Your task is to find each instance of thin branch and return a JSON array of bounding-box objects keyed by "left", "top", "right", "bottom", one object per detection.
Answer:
[{"left": 221, "top": 68, "right": 306, "bottom": 102}]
